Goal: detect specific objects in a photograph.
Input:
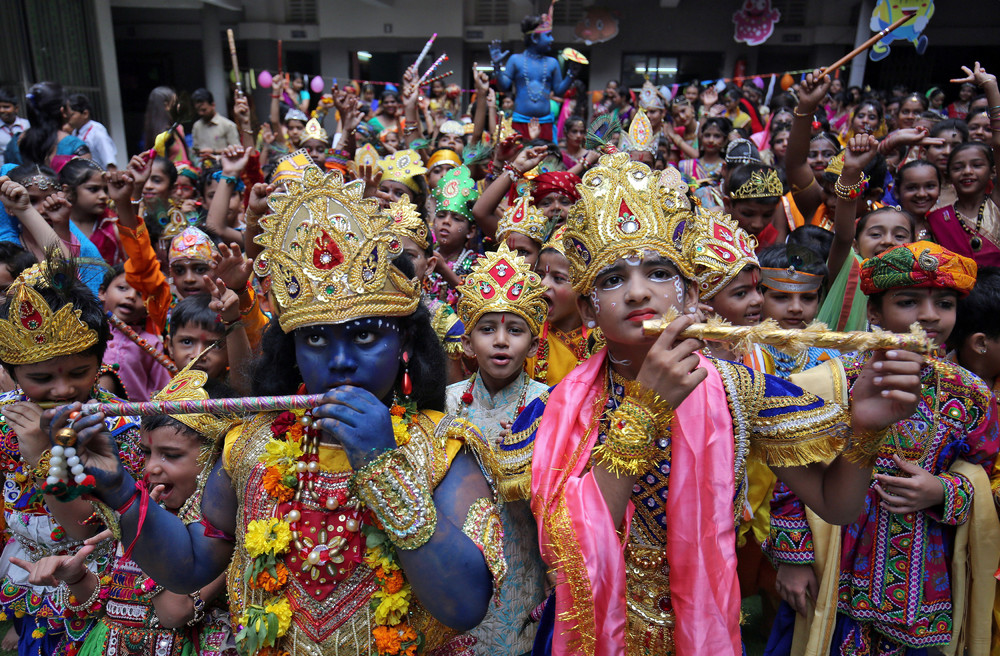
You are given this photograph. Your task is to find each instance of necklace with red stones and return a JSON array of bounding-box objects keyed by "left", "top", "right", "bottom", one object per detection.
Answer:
[{"left": 459, "top": 371, "right": 530, "bottom": 418}]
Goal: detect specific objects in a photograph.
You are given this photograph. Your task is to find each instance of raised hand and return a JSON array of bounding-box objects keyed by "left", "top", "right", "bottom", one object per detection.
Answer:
[
  {"left": 220, "top": 145, "right": 250, "bottom": 176},
  {"left": 951, "top": 61, "right": 996, "bottom": 88},
  {"left": 700, "top": 86, "right": 718, "bottom": 108},
  {"left": 796, "top": 70, "right": 833, "bottom": 113},
  {"left": 247, "top": 182, "right": 273, "bottom": 219},
  {"left": 312, "top": 386, "right": 396, "bottom": 469},
  {"left": 203, "top": 275, "right": 240, "bottom": 324},
  {"left": 512, "top": 145, "right": 550, "bottom": 174},
  {"left": 635, "top": 314, "right": 708, "bottom": 409},
  {"left": 488, "top": 40, "right": 510, "bottom": 65},
  {"left": 104, "top": 169, "right": 135, "bottom": 205},
  {"left": 843, "top": 134, "right": 879, "bottom": 173},
  {"left": 39, "top": 192, "right": 72, "bottom": 229},
  {"left": 0, "top": 176, "right": 31, "bottom": 214},
  {"left": 527, "top": 117, "right": 541, "bottom": 140},
  {"left": 214, "top": 242, "right": 253, "bottom": 292},
  {"left": 849, "top": 350, "right": 923, "bottom": 433},
  {"left": 233, "top": 95, "right": 251, "bottom": 129},
  {"left": 472, "top": 63, "right": 490, "bottom": 95},
  {"left": 44, "top": 404, "right": 128, "bottom": 500},
  {"left": 126, "top": 153, "right": 153, "bottom": 193}
]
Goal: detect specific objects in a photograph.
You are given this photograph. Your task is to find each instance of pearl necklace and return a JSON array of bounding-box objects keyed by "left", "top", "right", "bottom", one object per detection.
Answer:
[{"left": 521, "top": 52, "right": 551, "bottom": 103}]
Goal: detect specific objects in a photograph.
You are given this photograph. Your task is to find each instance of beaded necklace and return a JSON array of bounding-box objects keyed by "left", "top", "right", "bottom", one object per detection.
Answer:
[
  {"left": 458, "top": 371, "right": 530, "bottom": 418},
  {"left": 521, "top": 51, "right": 551, "bottom": 103},
  {"left": 955, "top": 200, "right": 987, "bottom": 251}
]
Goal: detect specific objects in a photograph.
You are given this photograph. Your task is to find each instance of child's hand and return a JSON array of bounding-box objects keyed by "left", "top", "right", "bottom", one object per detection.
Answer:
[
  {"left": 126, "top": 153, "right": 153, "bottom": 194},
  {"left": 700, "top": 86, "right": 718, "bottom": 107},
  {"left": 220, "top": 145, "right": 250, "bottom": 176},
  {"left": 214, "top": 242, "right": 253, "bottom": 292},
  {"left": 635, "top": 314, "right": 708, "bottom": 409},
  {"left": 795, "top": 70, "right": 832, "bottom": 113},
  {"left": 473, "top": 63, "right": 490, "bottom": 94},
  {"left": 247, "top": 183, "right": 274, "bottom": 222},
  {"left": 359, "top": 165, "right": 392, "bottom": 206},
  {"left": 3, "top": 401, "right": 47, "bottom": 463},
  {"left": 774, "top": 563, "right": 818, "bottom": 617},
  {"left": 850, "top": 350, "right": 923, "bottom": 434},
  {"left": 204, "top": 276, "right": 240, "bottom": 324},
  {"left": 0, "top": 176, "right": 30, "bottom": 214},
  {"left": 842, "top": 134, "right": 879, "bottom": 174},
  {"left": 259, "top": 123, "right": 275, "bottom": 145},
  {"left": 9, "top": 550, "right": 93, "bottom": 588},
  {"left": 233, "top": 95, "right": 251, "bottom": 128},
  {"left": 104, "top": 169, "right": 135, "bottom": 205},
  {"left": 39, "top": 192, "right": 72, "bottom": 228},
  {"left": 527, "top": 117, "right": 541, "bottom": 140},
  {"left": 951, "top": 61, "right": 996, "bottom": 89},
  {"left": 512, "top": 145, "right": 549, "bottom": 174},
  {"left": 874, "top": 454, "right": 946, "bottom": 513}
]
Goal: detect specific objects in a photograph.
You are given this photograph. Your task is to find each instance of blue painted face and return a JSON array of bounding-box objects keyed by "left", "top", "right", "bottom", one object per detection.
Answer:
[
  {"left": 531, "top": 31, "right": 554, "bottom": 53},
  {"left": 293, "top": 318, "right": 405, "bottom": 400}
]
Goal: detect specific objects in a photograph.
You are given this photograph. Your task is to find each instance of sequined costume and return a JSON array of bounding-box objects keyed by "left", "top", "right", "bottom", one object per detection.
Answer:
[
  {"left": 223, "top": 409, "right": 487, "bottom": 656},
  {"left": 426, "top": 297, "right": 465, "bottom": 361},
  {"left": 446, "top": 372, "right": 549, "bottom": 656},
  {"left": 766, "top": 353, "right": 1000, "bottom": 653},
  {"left": 0, "top": 388, "right": 143, "bottom": 654},
  {"left": 524, "top": 323, "right": 588, "bottom": 386},
  {"left": 501, "top": 350, "right": 852, "bottom": 656}
]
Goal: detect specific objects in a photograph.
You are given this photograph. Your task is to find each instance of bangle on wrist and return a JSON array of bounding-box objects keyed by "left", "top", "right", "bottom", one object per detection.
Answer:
[
  {"left": 218, "top": 174, "right": 238, "bottom": 187},
  {"left": 834, "top": 173, "right": 869, "bottom": 200},
  {"left": 63, "top": 569, "right": 89, "bottom": 587},
  {"left": 792, "top": 107, "right": 813, "bottom": 118}
]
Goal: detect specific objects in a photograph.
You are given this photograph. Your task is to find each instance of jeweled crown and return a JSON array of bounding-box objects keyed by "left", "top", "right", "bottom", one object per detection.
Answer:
[
  {"left": 0, "top": 282, "right": 98, "bottom": 366},
  {"left": 457, "top": 243, "right": 548, "bottom": 335},
  {"left": 496, "top": 196, "right": 555, "bottom": 246},
  {"left": 301, "top": 118, "right": 329, "bottom": 145},
  {"left": 563, "top": 153, "right": 693, "bottom": 293},
  {"left": 684, "top": 211, "right": 759, "bottom": 299},
  {"left": 620, "top": 109, "right": 656, "bottom": 155},
  {"left": 387, "top": 197, "right": 429, "bottom": 251},
  {"left": 153, "top": 368, "right": 234, "bottom": 448},
  {"left": 253, "top": 167, "right": 419, "bottom": 332},
  {"left": 729, "top": 168, "right": 783, "bottom": 200}
]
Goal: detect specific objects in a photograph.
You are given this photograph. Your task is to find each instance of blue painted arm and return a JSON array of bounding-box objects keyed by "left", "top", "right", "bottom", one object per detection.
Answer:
[{"left": 552, "top": 60, "right": 573, "bottom": 96}]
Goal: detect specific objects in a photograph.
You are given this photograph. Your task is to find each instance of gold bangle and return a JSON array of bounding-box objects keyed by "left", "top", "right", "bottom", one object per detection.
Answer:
[
  {"left": 350, "top": 449, "right": 437, "bottom": 550},
  {"left": 793, "top": 108, "right": 813, "bottom": 118},
  {"left": 842, "top": 424, "right": 891, "bottom": 467}
]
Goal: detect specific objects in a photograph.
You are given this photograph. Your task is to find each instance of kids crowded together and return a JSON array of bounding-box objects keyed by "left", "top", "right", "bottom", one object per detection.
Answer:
[{"left": 0, "top": 10, "right": 999, "bottom": 656}]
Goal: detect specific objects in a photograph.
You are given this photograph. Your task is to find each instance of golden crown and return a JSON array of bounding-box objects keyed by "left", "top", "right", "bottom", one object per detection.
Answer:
[
  {"left": 684, "top": 211, "right": 759, "bottom": 299},
  {"left": 621, "top": 108, "right": 656, "bottom": 154},
  {"left": 456, "top": 242, "right": 548, "bottom": 335},
  {"left": 301, "top": 118, "right": 329, "bottom": 145},
  {"left": 496, "top": 196, "right": 554, "bottom": 246},
  {"left": 729, "top": 168, "right": 784, "bottom": 200},
  {"left": 824, "top": 150, "right": 845, "bottom": 176},
  {"left": 563, "top": 153, "right": 694, "bottom": 294},
  {"left": 153, "top": 367, "right": 234, "bottom": 449},
  {"left": 0, "top": 282, "right": 98, "bottom": 366},
  {"left": 387, "top": 197, "right": 429, "bottom": 251},
  {"left": 253, "top": 167, "right": 419, "bottom": 332}
]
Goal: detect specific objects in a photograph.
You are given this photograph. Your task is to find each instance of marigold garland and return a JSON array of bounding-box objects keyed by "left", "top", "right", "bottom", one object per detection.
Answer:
[{"left": 262, "top": 466, "right": 296, "bottom": 502}]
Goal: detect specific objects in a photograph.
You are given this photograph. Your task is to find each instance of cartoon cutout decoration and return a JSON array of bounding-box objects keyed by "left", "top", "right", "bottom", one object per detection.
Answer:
[
  {"left": 575, "top": 7, "right": 619, "bottom": 45},
  {"left": 733, "top": 0, "right": 781, "bottom": 46},
  {"left": 869, "top": 0, "right": 934, "bottom": 61}
]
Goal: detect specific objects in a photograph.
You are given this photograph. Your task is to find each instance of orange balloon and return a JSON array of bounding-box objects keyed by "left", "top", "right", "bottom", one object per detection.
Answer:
[{"left": 780, "top": 73, "right": 794, "bottom": 90}]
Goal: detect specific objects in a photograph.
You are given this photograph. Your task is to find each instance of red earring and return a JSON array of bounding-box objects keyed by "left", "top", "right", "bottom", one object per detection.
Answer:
[{"left": 402, "top": 352, "right": 413, "bottom": 397}]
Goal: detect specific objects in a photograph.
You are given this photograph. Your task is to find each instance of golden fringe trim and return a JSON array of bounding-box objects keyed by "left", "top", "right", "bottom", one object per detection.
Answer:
[
  {"left": 497, "top": 473, "right": 532, "bottom": 503},
  {"left": 750, "top": 424, "right": 848, "bottom": 468},
  {"left": 545, "top": 495, "right": 597, "bottom": 655}
]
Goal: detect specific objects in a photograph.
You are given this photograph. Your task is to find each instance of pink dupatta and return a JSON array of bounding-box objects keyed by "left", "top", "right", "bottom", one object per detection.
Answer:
[
  {"left": 531, "top": 350, "right": 742, "bottom": 656},
  {"left": 926, "top": 204, "right": 1000, "bottom": 267}
]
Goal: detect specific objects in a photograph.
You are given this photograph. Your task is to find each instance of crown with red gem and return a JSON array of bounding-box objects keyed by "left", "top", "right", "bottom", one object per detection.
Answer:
[
  {"left": 457, "top": 242, "right": 548, "bottom": 335},
  {"left": 496, "top": 195, "right": 555, "bottom": 246},
  {"left": 253, "top": 167, "right": 419, "bottom": 332},
  {"left": 0, "top": 279, "right": 98, "bottom": 366},
  {"left": 683, "top": 210, "right": 759, "bottom": 299},
  {"left": 563, "top": 153, "right": 694, "bottom": 293}
]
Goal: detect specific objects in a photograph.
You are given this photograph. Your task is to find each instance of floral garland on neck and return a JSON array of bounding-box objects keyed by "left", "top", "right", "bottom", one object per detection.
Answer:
[{"left": 237, "top": 404, "right": 420, "bottom": 656}]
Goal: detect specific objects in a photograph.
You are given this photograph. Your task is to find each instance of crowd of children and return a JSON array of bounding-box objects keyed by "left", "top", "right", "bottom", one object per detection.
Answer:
[{"left": 0, "top": 12, "right": 997, "bottom": 656}]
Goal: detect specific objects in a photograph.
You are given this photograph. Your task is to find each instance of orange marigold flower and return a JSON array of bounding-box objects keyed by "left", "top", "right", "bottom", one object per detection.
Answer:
[
  {"left": 287, "top": 423, "right": 305, "bottom": 441},
  {"left": 383, "top": 569, "right": 404, "bottom": 595},
  {"left": 256, "top": 562, "right": 289, "bottom": 592},
  {"left": 262, "top": 467, "right": 295, "bottom": 502},
  {"left": 372, "top": 625, "right": 403, "bottom": 655},
  {"left": 389, "top": 404, "right": 406, "bottom": 417}
]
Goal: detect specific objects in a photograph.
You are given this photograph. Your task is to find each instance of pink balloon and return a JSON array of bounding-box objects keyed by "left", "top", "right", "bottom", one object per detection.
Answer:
[
  {"left": 258, "top": 70, "right": 273, "bottom": 89},
  {"left": 310, "top": 75, "right": 324, "bottom": 94}
]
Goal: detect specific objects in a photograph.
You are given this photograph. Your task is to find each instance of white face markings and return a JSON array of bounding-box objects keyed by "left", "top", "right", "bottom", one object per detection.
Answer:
[{"left": 589, "top": 289, "right": 602, "bottom": 314}]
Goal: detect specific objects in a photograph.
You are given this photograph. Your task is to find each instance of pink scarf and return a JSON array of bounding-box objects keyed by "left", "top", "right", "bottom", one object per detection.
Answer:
[{"left": 531, "top": 350, "right": 741, "bottom": 656}]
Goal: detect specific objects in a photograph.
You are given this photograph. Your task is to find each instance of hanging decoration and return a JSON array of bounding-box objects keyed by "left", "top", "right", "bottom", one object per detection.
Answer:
[
  {"left": 574, "top": 7, "right": 619, "bottom": 45},
  {"left": 869, "top": 1, "right": 933, "bottom": 61},
  {"left": 733, "top": 0, "right": 781, "bottom": 46}
]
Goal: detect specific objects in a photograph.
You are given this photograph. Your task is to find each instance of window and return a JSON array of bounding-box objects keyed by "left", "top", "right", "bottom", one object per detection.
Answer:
[
  {"left": 622, "top": 54, "right": 678, "bottom": 88},
  {"left": 473, "top": 0, "right": 509, "bottom": 25},
  {"left": 286, "top": 0, "right": 317, "bottom": 24}
]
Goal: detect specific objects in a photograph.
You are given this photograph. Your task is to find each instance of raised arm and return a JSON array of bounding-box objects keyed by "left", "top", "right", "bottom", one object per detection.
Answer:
[
  {"left": 953, "top": 62, "right": 1000, "bottom": 207},
  {"left": 0, "top": 176, "right": 68, "bottom": 257},
  {"left": 785, "top": 70, "right": 832, "bottom": 220},
  {"left": 207, "top": 145, "right": 250, "bottom": 245},
  {"left": 471, "top": 64, "right": 490, "bottom": 145},
  {"left": 490, "top": 42, "right": 513, "bottom": 92},
  {"left": 827, "top": 134, "right": 878, "bottom": 282},
  {"left": 471, "top": 144, "right": 547, "bottom": 240}
]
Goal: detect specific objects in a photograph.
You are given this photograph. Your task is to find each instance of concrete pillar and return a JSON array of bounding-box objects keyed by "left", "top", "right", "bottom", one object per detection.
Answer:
[
  {"left": 849, "top": 0, "right": 874, "bottom": 88},
  {"left": 92, "top": 0, "right": 126, "bottom": 167},
  {"left": 202, "top": 5, "right": 230, "bottom": 118}
]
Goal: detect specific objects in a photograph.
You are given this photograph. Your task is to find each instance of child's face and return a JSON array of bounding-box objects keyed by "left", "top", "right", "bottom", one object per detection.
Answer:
[
  {"left": 437, "top": 133, "right": 464, "bottom": 154},
  {"left": 100, "top": 273, "right": 147, "bottom": 325},
  {"left": 700, "top": 125, "right": 725, "bottom": 154},
  {"left": 169, "top": 324, "right": 228, "bottom": 379},
  {"left": 868, "top": 288, "right": 957, "bottom": 346},
  {"left": 140, "top": 426, "right": 203, "bottom": 511},
  {"left": 14, "top": 353, "right": 100, "bottom": 403},
  {"left": 505, "top": 233, "right": 540, "bottom": 269},
  {"left": 383, "top": 132, "right": 400, "bottom": 149},
  {"left": 169, "top": 259, "right": 213, "bottom": 297},
  {"left": 761, "top": 288, "right": 820, "bottom": 330},
  {"left": 73, "top": 171, "right": 108, "bottom": 217},
  {"left": 537, "top": 192, "right": 574, "bottom": 223},
  {"left": 286, "top": 120, "right": 305, "bottom": 144},
  {"left": 539, "top": 250, "right": 578, "bottom": 327},
  {"left": 896, "top": 166, "right": 939, "bottom": 217},
  {"left": 379, "top": 180, "right": 416, "bottom": 206},
  {"left": 949, "top": 147, "right": 992, "bottom": 198},
  {"left": 897, "top": 99, "right": 923, "bottom": 129},
  {"left": 967, "top": 113, "right": 991, "bottom": 143},
  {"left": 807, "top": 138, "right": 838, "bottom": 181},
  {"left": 851, "top": 104, "right": 880, "bottom": 135},
  {"left": 726, "top": 198, "right": 777, "bottom": 237},
  {"left": 462, "top": 312, "right": 538, "bottom": 386},
  {"left": 854, "top": 211, "right": 912, "bottom": 260},
  {"left": 926, "top": 129, "right": 963, "bottom": 175},
  {"left": 771, "top": 131, "right": 790, "bottom": 160},
  {"left": 173, "top": 177, "right": 197, "bottom": 201},
  {"left": 426, "top": 163, "right": 454, "bottom": 190},
  {"left": 142, "top": 162, "right": 173, "bottom": 202},
  {"left": 581, "top": 253, "right": 696, "bottom": 349},
  {"left": 401, "top": 236, "right": 434, "bottom": 281},
  {"left": 706, "top": 268, "right": 762, "bottom": 326},
  {"left": 433, "top": 211, "right": 471, "bottom": 251},
  {"left": 302, "top": 138, "right": 327, "bottom": 164}
]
